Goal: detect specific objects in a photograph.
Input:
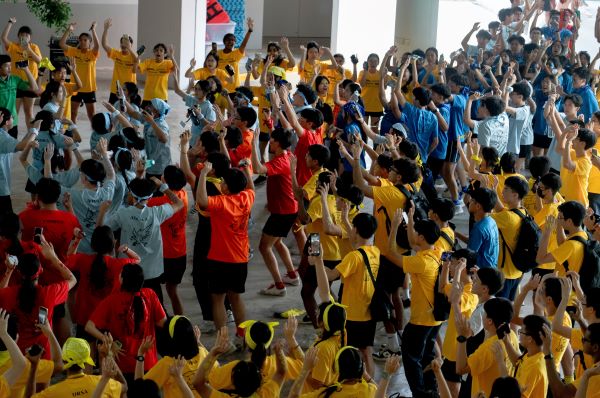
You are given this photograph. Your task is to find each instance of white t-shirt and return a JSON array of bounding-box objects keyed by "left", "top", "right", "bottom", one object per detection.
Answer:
[
  {"left": 473, "top": 113, "right": 510, "bottom": 155},
  {"left": 507, "top": 104, "right": 531, "bottom": 154}
]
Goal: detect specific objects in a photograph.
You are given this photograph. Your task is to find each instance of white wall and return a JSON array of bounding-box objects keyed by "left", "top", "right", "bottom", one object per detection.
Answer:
[
  {"left": 246, "top": 0, "right": 264, "bottom": 50},
  {"left": 263, "top": 0, "right": 332, "bottom": 38},
  {"left": 0, "top": 0, "right": 138, "bottom": 69}
]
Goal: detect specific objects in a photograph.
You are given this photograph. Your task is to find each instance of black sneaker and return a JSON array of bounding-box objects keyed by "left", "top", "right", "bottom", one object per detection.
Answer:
[
  {"left": 253, "top": 175, "right": 267, "bottom": 185},
  {"left": 372, "top": 344, "right": 401, "bottom": 362}
]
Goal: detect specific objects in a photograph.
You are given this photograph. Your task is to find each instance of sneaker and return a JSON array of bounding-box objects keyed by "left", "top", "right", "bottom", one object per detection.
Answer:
[
  {"left": 248, "top": 248, "right": 254, "bottom": 261},
  {"left": 253, "top": 175, "right": 267, "bottom": 186},
  {"left": 282, "top": 273, "right": 300, "bottom": 286},
  {"left": 259, "top": 284, "right": 286, "bottom": 296},
  {"left": 453, "top": 200, "right": 464, "bottom": 215},
  {"left": 199, "top": 320, "right": 216, "bottom": 334},
  {"left": 226, "top": 309, "right": 235, "bottom": 324},
  {"left": 372, "top": 345, "right": 401, "bottom": 361},
  {"left": 299, "top": 314, "right": 313, "bottom": 324}
]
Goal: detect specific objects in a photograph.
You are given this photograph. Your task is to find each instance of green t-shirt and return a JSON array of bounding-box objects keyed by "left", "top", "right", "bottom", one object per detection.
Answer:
[{"left": 0, "top": 75, "right": 30, "bottom": 126}]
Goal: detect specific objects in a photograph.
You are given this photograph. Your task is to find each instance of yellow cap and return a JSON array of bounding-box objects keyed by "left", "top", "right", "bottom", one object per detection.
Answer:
[
  {"left": 62, "top": 337, "right": 95, "bottom": 369},
  {"left": 268, "top": 66, "right": 286, "bottom": 79}
]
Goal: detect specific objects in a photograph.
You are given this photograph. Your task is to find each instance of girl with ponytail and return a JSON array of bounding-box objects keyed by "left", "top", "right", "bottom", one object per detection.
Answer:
[
  {"left": 66, "top": 225, "right": 139, "bottom": 338},
  {"left": 0, "top": 212, "right": 40, "bottom": 286},
  {"left": 0, "top": 235, "right": 76, "bottom": 359},
  {"left": 110, "top": 145, "right": 135, "bottom": 212},
  {"left": 85, "top": 263, "right": 166, "bottom": 378}
]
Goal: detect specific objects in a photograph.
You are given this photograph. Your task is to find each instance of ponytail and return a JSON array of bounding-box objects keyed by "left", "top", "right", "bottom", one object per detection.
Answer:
[
  {"left": 120, "top": 264, "right": 145, "bottom": 333},
  {"left": 250, "top": 343, "right": 268, "bottom": 371},
  {"left": 17, "top": 254, "right": 41, "bottom": 313},
  {"left": 89, "top": 226, "right": 115, "bottom": 291},
  {"left": 89, "top": 253, "right": 108, "bottom": 291},
  {"left": 0, "top": 213, "right": 24, "bottom": 257},
  {"left": 132, "top": 294, "right": 145, "bottom": 333}
]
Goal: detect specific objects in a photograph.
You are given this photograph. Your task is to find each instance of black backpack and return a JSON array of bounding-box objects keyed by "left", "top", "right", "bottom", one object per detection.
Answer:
[
  {"left": 357, "top": 248, "right": 394, "bottom": 322},
  {"left": 563, "top": 235, "right": 600, "bottom": 296},
  {"left": 432, "top": 264, "right": 451, "bottom": 321},
  {"left": 394, "top": 183, "right": 430, "bottom": 249},
  {"left": 498, "top": 208, "right": 540, "bottom": 273}
]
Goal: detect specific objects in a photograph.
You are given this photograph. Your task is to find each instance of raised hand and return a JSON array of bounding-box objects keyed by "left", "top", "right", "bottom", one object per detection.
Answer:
[
  {"left": 247, "top": 17, "right": 254, "bottom": 31},
  {"left": 137, "top": 335, "right": 155, "bottom": 356},
  {"left": 44, "top": 143, "right": 55, "bottom": 163},
  {"left": 104, "top": 18, "right": 112, "bottom": 30}
]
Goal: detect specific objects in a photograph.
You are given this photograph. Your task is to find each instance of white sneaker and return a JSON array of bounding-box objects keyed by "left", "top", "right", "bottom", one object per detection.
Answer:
[
  {"left": 199, "top": 320, "right": 216, "bottom": 334},
  {"left": 259, "top": 284, "right": 287, "bottom": 296},
  {"left": 226, "top": 309, "right": 235, "bottom": 324},
  {"left": 453, "top": 200, "right": 464, "bottom": 215},
  {"left": 281, "top": 273, "right": 300, "bottom": 286}
]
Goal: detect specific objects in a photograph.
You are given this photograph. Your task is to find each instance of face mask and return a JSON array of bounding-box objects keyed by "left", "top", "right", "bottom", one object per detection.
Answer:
[{"left": 536, "top": 188, "right": 545, "bottom": 198}]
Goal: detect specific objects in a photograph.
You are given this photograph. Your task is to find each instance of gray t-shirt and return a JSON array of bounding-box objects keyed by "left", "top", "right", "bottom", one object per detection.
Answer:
[
  {"left": 106, "top": 203, "right": 175, "bottom": 279},
  {"left": 0, "top": 129, "right": 17, "bottom": 196},
  {"left": 109, "top": 169, "right": 136, "bottom": 214},
  {"left": 507, "top": 105, "right": 531, "bottom": 154},
  {"left": 184, "top": 95, "right": 216, "bottom": 147},
  {"left": 472, "top": 113, "right": 510, "bottom": 155},
  {"left": 143, "top": 118, "right": 171, "bottom": 175},
  {"left": 32, "top": 131, "right": 67, "bottom": 170},
  {"left": 26, "top": 164, "right": 79, "bottom": 188}
]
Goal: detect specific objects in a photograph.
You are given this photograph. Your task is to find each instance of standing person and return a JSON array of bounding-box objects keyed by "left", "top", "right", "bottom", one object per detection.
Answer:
[
  {"left": 464, "top": 94, "right": 510, "bottom": 156},
  {"left": 47, "top": 61, "right": 82, "bottom": 122},
  {"left": 358, "top": 53, "right": 384, "bottom": 133},
  {"left": 137, "top": 43, "right": 177, "bottom": 104},
  {"left": 185, "top": 53, "right": 233, "bottom": 88},
  {"left": 217, "top": 17, "right": 254, "bottom": 91},
  {"left": 560, "top": 126, "right": 596, "bottom": 207},
  {"left": 1, "top": 17, "right": 42, "bottom": 129},
  {"left": 465, "top": 187, "right": 499, "bottom": 269},
  {"left": 504, "top": 81, "right": 533, "bottom": 172},
  {"left": 250, "top": 128, "right": 299, "bottom": 295},
  {"left": 59, "top": 22, "right": 100, "bottom": 124},
  {"left": 101, "top": 18, "right": 138, "bottom": 104},
  {"left": 196, "top": 161, "right": 255, "bottom": 349},
  {"left": 0, "top": 54, "right": 39, "bottom": 138},
  {"left": 571, "top": 67, "right": 599, "bottom": 122}
]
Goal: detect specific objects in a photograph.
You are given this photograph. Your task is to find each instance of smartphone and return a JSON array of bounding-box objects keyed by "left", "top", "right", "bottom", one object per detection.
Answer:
[
  {"left": 136, "top": 45, "right": 146, "bottom": 56},
  {"left": 225, "top": 64, "right": 235, "bottom": 76},
  {"left": 7, "top": 255, "right": 18, "bottom": 267},
  {"left": 211, "top": 42, "right": 217, "bottom": 52},
  {"left": 307, "top": 233, "right": 321, "bottom": 257},
  {"left": 441, "top": 251, "right": 453, "bottom": 262},
  {"left": 145, "top": 159, "right": 155, "bottom": 169},
  {"left": 566, "top": 305, "right": 577, "bottom": 315},
  {"left": 33, "top": 227, "right": 43, "bottom": 244},
  {"left": 27, "top": 344, "right": 43, "bottom": 357},
  {"left": 439, "top": 54, "right": 445, "bottom": 63},
  {"left": 38, "top": 306, "right": 48, "bottom": 325},
  {"left": 245, "top": 58, "right": 253, "bottom": 72},
  {"left": 15, "top": 60, "right": 29, "bottom": 68},
  {"left": 496, "top": 322, "right": 510, "bottom": 340}
]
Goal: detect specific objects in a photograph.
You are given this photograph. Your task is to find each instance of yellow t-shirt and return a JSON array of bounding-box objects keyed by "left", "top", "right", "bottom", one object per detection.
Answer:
[
  {"left": 208, "top": 356, "right": 302, "bottom": 390},
  {"left": 32, "top": 373, "right": 121, "bottom": 397},
  {"left": 571, "top": 362, "right": 600, "bottom": 398},
  {"left": 303, "top": 167, "right": 326, "bottom": 201},
  {"left": 336, "top": 246, "right": 380, "bottom": 322},
  {"left": 496, "top": 173, "right": 527, "bottom": 207},
  {"left": 0, "top": 357, "right": 53, "bottom": 397},
  {"left": 138, "top": 58, "right": 175, "bottom": 100},
  {"left": 300, "top": 61, "right": 329, "bottom": 84},
  {"left": 306, "top": 194, "right": 341, "bottom": 261},
  {"left": 403, "top": 248, "right": 443, "bottom": 326},
  {"left": 468, "top": 333, "right": 520, "bottom": 398},
  {"left": 357, "top": 70, "right": 383, "bottom": 113},
  {"left": 441, "top": 283, "right": 478, "bottom": 361},
  {"left": 192, "top": 68, "right": 230, "bottom": 85},
  {"left": 515, "top": 351, "right": 548, "bottom": 398},
  {"left": 63, "top": 82, "right": 78, "bottom": 121},
  {"left": 257, "top": 59, "right": 292, "bottom": 76},
  {"left": 144, "top": 348, "right": 210, "bottom": 397},
  {"left": 108, "top": 48, "right": 137, "bottom": 93},
  {"left": 523, "top": 178, "right": 538, "bottom": 216},
  {"left": 64, "top": 46, "right": 99, "bottom": 92},
  {"left": 533, "top": 201, "right": 561, "bottom": 270},
  {"left": 435, "top": 226, "right": 455, "bottom": 253},
  {"left": 0, "top": 376, "right": 9, "bottom": 398},
  {"left": 209, "top": 379, "right": 282, "bottom": 398},
  {"left": 307, "top": 335, "right": 341, "bottom": 390},
  {"left": 372, "top": 184, "right": 408, "bottom": 257},
  {"left": 589, "top": 141, "right": 600, "bottom": 194},
  {"left": 491, "top": 208, "right": 526, "bottom": 280},
  {"left": 301, "top": 380, "right": 377, "bottom": 398},
  {"left": 547, "top": 312, "right": 571, "bottom": 370},
  {"left": 323, "top": 67, "right": 353, "bottom": 105},
  {"left": 572, "top": 328, "right": 595, "bottom": 379},
  {"left": 560, "top": 150, "right": 592, "bottom": 207},
  {"left": 214, "top": 92, "right": 230, "bottom": 115},
  {"left": 338, "top": 206, "right": 359, "bottom": 258},
  {"left": 7, "top": 41, "right": 41, "bottom": 80},
  {"left": 217, "top": 49, "right": 244, "bottom": 91},
  {"left": 551, "top": 230, "right": 588, "bottom": 277}
]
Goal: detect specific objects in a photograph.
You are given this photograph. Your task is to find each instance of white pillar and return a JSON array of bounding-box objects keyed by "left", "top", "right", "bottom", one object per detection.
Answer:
[
  {"left": 137, "top": 0, "right": 205, "bottom": 82},
  {"left": 245, "top": 0, "right": 263, "bottom": 50},
  {"left": 394, "top": 0, "right": 439, "bottom": 54}
]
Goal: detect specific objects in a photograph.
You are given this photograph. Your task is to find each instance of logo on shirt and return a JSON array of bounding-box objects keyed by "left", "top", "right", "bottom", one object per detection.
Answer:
[{"left": 131, "top": 223, "right": 153, "bottom": 247}]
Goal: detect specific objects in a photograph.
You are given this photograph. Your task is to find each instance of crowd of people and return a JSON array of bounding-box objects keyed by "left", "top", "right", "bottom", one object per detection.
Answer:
[{"left": 1, "top": 0, "right": 600, "bottom": 396}]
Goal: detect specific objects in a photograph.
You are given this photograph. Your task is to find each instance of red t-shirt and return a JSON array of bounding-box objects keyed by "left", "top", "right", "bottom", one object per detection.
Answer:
[
  {"left": 148, "top": 190, "right": 189, "bottom": 259},
  {"left": 0, "top": 240, "right": 43, "bottom": 286},
  {"left": 265, "top": 152, "right": 298, "bottom": 215},
  {"left": 0, "top": 281, "right": 69, "bottom": 359},
  {"left": 19, "top": 207, "right": 81, "bottom": 262},
  {"left": 294, "top": 129, "right": 323, "bottom": 186},
  {"left": 89, "top": 288, "right": 166, "bottom": 373},
  {"left": 66, "top": 253, "right": 138, "bottom": 326},
  {"left": 206, "top": 189, "right": 255, "bottom": 263}
]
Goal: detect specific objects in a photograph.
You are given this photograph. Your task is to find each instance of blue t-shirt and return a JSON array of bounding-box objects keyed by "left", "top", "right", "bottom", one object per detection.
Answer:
[
  {"left": 430, "top": 103, "right": 450, "bottom": 160},
  {"left": 341, "top": 122, "right": 366, "bottom": 172},
  {"left": 573, "top": 85, "right": 599, "bottom": 123},
  {"left": 401, "top": 102, "right": 438, "bottom": 162},
  {"left": 468, "top": 216, "right": 499, "bottom": 269},
  {"left": 380, "top": 105, "right": 401, "bottom": 137},
  {"left": 448, "top": 93, "right": 467, "bottom": 142}
]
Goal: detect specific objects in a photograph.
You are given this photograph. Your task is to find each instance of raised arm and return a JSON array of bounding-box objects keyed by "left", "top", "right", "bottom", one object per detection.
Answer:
[
  {"left": 184, "top": 58, "right": 196, "bottom": 79},
  {"left": 39, "top": 236, "right": 77, "bottom": 289},
  {"left": 464, "top": 92, "right": 480, "bottom": 129},
  {"left": 250, "top": 130, "right": 268, "bottom": 175},
  {"left": 0, "top": 310, "right": 27, "bottom": 388},
  {"left": 90, "top": 21, "right": 100, "bottom": 52},
  {"left": 101, "top": 19, "right": 112, "bottom": 55},
  {"left": 351, "top": 145, "right": 374, "bottom": 198},
  {"left": 170, "top": 68, "right": 187, "bottom": 99},
  {"left": 150, "top": 176, "right": 183, "bottom": 213},
  {"left": 97, "top": 138, "right": 115, "bottom": 181},
  {"left": 1, "top": 17, "right": 15, "bottom": 50},
  {"left": 561, "top": 126, "right": 578, "bottom": 172},
  {"left": 462, "top": 22, "right": 480, "bottom": 52},
  {"left": 178, "top": 132, "right": 196, "bottom": 187},
  {"left": 238, "top": 17, "right": 254, "bottom": 54},
  {"left": 280, "top": 37, "right": 296, "bottom": 69},
  {"left": 279, "top": 85, "right": 304, "bottom": 136},
  {"left": 141, "top": 110, "right": 168, "bottom": 143},
  {"left": 195, "top": 162, "right": 211, "bottom": 209}
]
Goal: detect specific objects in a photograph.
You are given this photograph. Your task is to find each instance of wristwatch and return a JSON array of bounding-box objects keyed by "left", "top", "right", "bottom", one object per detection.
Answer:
[
  {"left": 544, "top": 353, "right": 553, "bottom": 360},
  {"left": 136, "top": 355, "right": 145, "bottom": 362},
  {"left": 456, "top": 335, "right": 468, "bottom": 343}
]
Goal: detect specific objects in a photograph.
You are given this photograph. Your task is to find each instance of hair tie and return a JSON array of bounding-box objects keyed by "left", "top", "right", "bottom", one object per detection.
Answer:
[
  {"left": 28, "top": 266, "right": 43, "bottom": 281},
  {"left": 238, "top": 320, "right": 279, "bottom": 350}
]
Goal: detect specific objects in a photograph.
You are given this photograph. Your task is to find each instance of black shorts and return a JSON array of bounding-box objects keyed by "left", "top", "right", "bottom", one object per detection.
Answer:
[
  {"left": 441, "top": 358, "right": 462, "bottom": 383},
  {"left": 299, "top": 256, "right": 340, "bottom": 287},
  {"left": 262, "top": 213, "right": 297, "bottom": 237},
  {"left": 72, "top": 91, "right": 97, "bottom": 104},
  {"left": 108, "top": 92, "right": 120, "bottom": 104},
  {"left": 259, "top": 132, "right": 270, "bottom": 143},
  {"left": 207, "top": 259, "right": 248, "bottom": 294},
  {"left": 162, "top": 256, "right": 187, "bottom": 285},
  {"left": 364, "top": 111, "right": 384, "bottom": 118},
  {"left": 427, "top": 156, "right": 445, "bottom": 177},
  {"left": 378, "top": 255, "right": 406, "bottom": 294},
  {"left": 533, "top": 134, "right": 553, "bottom": 149},
  {"left": 346, "top": 320, "right": 376, "bottom": 349},
  {"left": 53, "top": 303, "right": 66, "bottom": 319},
  {"left": 445, "top": 139, "right": 459, "bottom": 163},
  {"left": 531, "top": 267, "right": 554, "bottom": 278},
  {"left": 6, "top": 126, "right": 17, "bottom": 139},
  {"left": 519, "top": 144, "right": 532, "bottom": 159},
  {"left": 16, "top": 89, "right": 38, "bottom": 98}
]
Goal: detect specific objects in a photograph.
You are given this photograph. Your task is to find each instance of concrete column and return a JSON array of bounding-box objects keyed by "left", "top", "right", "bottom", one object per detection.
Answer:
[
  {"left": 394, "top": 0, "right": 439, "bottom": 54},
  {"left": 246, "top": 0, "right": 263, "bottom": 50},
  {"left": 137, "top": 0, "right": 205, "bottom": 82}
]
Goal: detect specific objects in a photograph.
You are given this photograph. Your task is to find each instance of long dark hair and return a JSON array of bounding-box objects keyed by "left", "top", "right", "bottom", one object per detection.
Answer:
[
  {"left": 120, "top": 264, "right": 145, "bottom": 333},
  {"left": 0, "top": 212, "right": 24, "bottom": 257},
  {"left": 247, "top": 322, "right": 272, "bottom": 371},
  {"left": 160, "top": 316, "right": 199, "bottom": 360},
  {"left": 17, "top": 254, "right": 41, "bottom": 313},
  {"left": 315, "top": 301, "right": 346, "bottom": 349},
  {"left": 89, "top": 226, "right": 115, "bottom": 291},
  {"left": 321, "top": 347, "right": 364, "bottom": 398},
  {"left": 114, "top": 148, "right": 133, "bottom": 188},
  {"left": 230, "top": 361, "right": 262, "bottom": 397}
]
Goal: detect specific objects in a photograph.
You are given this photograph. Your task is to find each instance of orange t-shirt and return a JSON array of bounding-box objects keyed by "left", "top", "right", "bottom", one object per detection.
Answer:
[
  {"left": 206, "top": 189, "right": 255, "bottom": 263},
  {"left": 148, "top": 189, "right": 189, "bottom": 259},
  {"left": 229, "top": 128, "right": 254, "bottom": 171}
]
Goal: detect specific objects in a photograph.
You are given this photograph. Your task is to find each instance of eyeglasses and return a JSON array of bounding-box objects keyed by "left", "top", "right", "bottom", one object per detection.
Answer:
[{"left": 518, "top": 330, "right": 531, "bottom": 336}]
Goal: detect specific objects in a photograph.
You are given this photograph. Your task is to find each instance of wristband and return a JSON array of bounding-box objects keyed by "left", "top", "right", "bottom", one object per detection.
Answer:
[
  {"left": 111, "top": 110, "right": 120, "bottom": 118},
  {"left": 28, "top": 127, "right": 39, "bottom": 136},
  {"left": 68, "top": 124, "right": 78, "bottom": 131},
  {"left": 136, "top": 355, "right": 145, "bottom": 362},
  {"left": 159, "top": 183, "right": 169, "bottom": 193}
]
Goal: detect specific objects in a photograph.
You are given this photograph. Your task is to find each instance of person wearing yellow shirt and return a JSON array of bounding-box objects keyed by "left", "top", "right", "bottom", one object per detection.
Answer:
[
  {"left": 559, "top": 126, "right": 596, "bottom": 207},
  {"left": 429, "top": 198, "right": 456, "bottom": 252},
  {"left": 323, "top": 53, "right": 356, "bottom": 106},
  {"left": 523, "top": 156, "right": 551, "bottom": 216},
  {"left": 588, "top": 111, "right": 600, "bottom": 214},
  {"left": 496, "top": 152, "right": 528, "bottom": 207},
  {"left": 194, "top": 327, "right": 285, "bottom": 398},
  {"left": 138, "top": 43, "right": 177, "bottom": 104},
  {"left": 185, "top": 53, "right": 233, "bottom": 89},
  {"left": 321, "top": 185, "right": 363, "bottom": 260},
  {"left": 0, "top": 310, "right": 27, "bottom": 395},
  {"left": 49, "top": 62, "right": 83, "bottom": 122},
  {"left": 101, "top": 18, "right": 138, "bottom": 104},
  {"left": 2, "top": 17, "right": 43, "bottom": 129},
  {"left": 59, "top": 21, "right": 101, "bottom": 124},
  {"left": 251, "top": 38, "right": 296, "bottom": 80},
  {"left": 387, "top": 214, "right": 444, "bottom": 398},
  {"left": 358, "top": 53, "right": 385, "bottom": 133},
  {"left": 217, "top": 17, "right": 254, "bottom": 91},
  {"left": 490, "top": 176, "right": 529, "bottom": 300},
  {"left": 532, "top": 173, "right": 563, "bottom": 277},
  {"left": 315, "top": 75, "right": 333, "bottom": 108},
  {"left": 298, "top": 42, "right": 337, "bottom": 85},
  {"left": 455, "top": 297, "right": 520, "bottom": 398}
]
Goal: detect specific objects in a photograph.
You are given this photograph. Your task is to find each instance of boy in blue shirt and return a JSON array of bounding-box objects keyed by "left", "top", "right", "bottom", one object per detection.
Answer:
[
  {"left": 466, "top": 187, "right": 499, "bottom": 269},
  {"left": 571, "top": 67, "right": 599, "bottom": 122},
  {"left": 427, "top": 83, "right": 451, "bottom": 182}
]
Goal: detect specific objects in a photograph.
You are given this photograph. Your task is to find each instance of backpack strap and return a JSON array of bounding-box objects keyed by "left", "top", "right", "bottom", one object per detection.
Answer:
[
  {"left": 377, "top": 185, "right": 412, "bottom": 236},
  {"left": 563, "top": 235, "right": 588, "bottom": 272},
  {"left": 357, "top": 248, "right": 377, "bottom": 288},
  {"left": 498, "top": 208, "right": 527, "bottom": 268},
  {"left": 439, "top": 231, "right": 455, "bottom": 249}
]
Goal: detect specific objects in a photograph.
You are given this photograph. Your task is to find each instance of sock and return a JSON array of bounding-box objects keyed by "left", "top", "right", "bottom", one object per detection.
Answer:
[
  {"left": 387, "top": 333, "right": 400, "bottom": 352},
  {"left": 564, "top": 375, "right": 574, "bottom": 384},
  {"left": 287, "top": 270, "right": 297, "bottom": 278},
  {"left": 275, "top": 281, "right": 285, "bottom": 289}
]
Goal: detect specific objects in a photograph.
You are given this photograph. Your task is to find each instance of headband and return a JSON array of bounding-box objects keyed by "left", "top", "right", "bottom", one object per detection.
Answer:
[
  {"left": 238, "top": 320, "right": 279, "bottom": 350},
  {"left": 168, "top": 315, "right": 190, "bottom": 338},
  {"left": 323, "top": 295, "right": 348, "bottom": 333},
  {"left": 333, "top": 345, "right": 358, "bottom": 374},
  {"left": 296, "top": 90, "right": 308, "bottom": 106},
  {"left": 103, "top": 112, "right": 111, "bottom": 132}
]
